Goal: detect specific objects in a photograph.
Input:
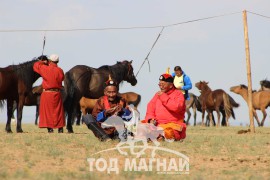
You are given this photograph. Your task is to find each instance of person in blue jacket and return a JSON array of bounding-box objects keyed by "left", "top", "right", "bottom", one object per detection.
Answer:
[{"left": 171, "top": 66, "right": 192, "bottom": 100}]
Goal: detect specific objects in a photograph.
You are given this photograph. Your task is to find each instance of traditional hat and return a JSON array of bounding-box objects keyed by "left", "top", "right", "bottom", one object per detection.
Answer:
[
  {"left": 49, "top": 54, "right": 59, "bottom": 62},
  {"left": 159, "top": 67, "right": 173, "bottom": 83},
  {"left": 105, "top": 75, "right": 118, "bottom": 87}
]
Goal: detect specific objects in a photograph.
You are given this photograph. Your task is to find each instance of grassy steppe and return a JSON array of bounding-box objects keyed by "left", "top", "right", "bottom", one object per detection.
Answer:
[{"left": 0, "top": 124, "right": 269, "bottom": 180}]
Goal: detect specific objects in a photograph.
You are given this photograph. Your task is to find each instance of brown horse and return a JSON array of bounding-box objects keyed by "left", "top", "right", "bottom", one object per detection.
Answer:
[
  {"left": 230, "top": 84, "right": 270, "bottom": 126},
  {"left": 64, "top": 60, "right": 137, "bottom": 133},
  {"left": 78, "top": 92, "right": 141, "bottom": 124},
  {"left": 0, "top": 58, "right": 40, "bottom": 133},
  {"left": 195, "top": 81, "right": 239, "bottom": 126}
]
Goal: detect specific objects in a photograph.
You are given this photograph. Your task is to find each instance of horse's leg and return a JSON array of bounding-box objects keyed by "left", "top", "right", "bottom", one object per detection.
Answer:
[
  {"left": 252, "top": 110, "right": 261, "bottom": 127},
  {"left": 12, "top": 101, "right": 16, "bottom": 119},
  {"left": 216, "top": 109, "right": 220, "bottom": 127},
  {"left": 76, "top": 109, "right": 82, "bottom": 126},
  {"left": 35, "top": 105, "right": 39, "bottom": 125},
  {"left": 201, "top": 109, "right": 205, "bottom": 126},
  {"left": 5, "top": 99, "right": 14, "bottom": 133},
  {"left": 260, "top": 108, "right": 267, "bottom": 127},
  {"left": 192, "top": 103, "right": 197, "bottom": 126},
  {"left": 220, "top": 109, "right": 226, "bottom": 126},
  {"left": 208, "top": 111, "right": 214, "bottom": 127},
  {"left": 186, "top": 108, "right": 191, "bottom": 125},
  {"left": 16, "top": 96, "right": 24, "bottom": 133}
]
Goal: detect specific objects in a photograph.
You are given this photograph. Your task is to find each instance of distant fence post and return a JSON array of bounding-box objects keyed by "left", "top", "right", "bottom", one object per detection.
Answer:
[{"left": 242, "top": 10, "right": 255, "bottom": 133}]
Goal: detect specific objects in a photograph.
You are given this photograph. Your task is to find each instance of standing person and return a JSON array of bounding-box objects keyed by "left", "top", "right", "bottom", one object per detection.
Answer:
[
  {"left": 144, "top": 72, "right": 186, "bottom": 141},
  {"left": 172, "top": 66, "right": 192, "bottom": 100},
  {"left": 82, "top": 78, "right": 132, "bottom": 141},
  {"left": 33, "top": 54, "right": 65, "bottom": 133}
]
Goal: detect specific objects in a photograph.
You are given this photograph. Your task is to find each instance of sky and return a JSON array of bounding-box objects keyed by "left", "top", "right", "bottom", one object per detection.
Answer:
[{"left": 0, "top": 0, "right": 270, "bottom": 127}]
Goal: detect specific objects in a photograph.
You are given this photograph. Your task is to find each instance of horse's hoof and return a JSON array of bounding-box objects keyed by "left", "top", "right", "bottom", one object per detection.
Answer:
[
  {"left": 6, "top": 130, "right": 13, "bottom": 133},
  {"left": 67, "top": 129, "right": 74, "bottom": 133},
  {"left": 17, "top": 129, "right": 23, "bottom": 133}
]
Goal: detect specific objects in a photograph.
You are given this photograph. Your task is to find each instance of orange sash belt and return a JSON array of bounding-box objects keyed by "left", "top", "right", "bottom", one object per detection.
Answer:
[{"left": 141, "top": 119, "right": 184, "bottom": 132}]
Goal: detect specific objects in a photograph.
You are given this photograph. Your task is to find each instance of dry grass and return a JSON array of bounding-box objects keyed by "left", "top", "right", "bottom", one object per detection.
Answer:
[{"left": 0, "top": 123, "right": 269, "bottom": 180}]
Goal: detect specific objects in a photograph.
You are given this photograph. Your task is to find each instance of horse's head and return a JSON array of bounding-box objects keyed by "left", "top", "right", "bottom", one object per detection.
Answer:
[
  {"left": 117, "top": 60, "right": 137, "bottom": 86},
  {"left": 195, "top": 81, "right": 209, "bottom": 92},
  {"left": 230, "top": 84, "right": 247, "bottom": 94},
  {"left": 260, "top": 79, "right": 270, "bottom": 88}
]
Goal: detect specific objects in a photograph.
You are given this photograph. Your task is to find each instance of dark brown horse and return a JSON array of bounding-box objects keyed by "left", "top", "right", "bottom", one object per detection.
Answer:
[
  {"left": 12, "top": 85, "right": 43, "bottom": 125},
  {"left": 64, "top": 60, "right": 137, "bottom": 133},
  {"left": 195, "top": 81, "right": 239, "bottom": 126},
  {"left": 0, "top": 58, "right": 40, "bottom": 133}
]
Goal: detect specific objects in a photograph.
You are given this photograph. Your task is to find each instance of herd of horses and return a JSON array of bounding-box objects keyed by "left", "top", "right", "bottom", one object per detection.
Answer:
[{"left": 1, "top": 57, "right": 270, "bottom": 133}]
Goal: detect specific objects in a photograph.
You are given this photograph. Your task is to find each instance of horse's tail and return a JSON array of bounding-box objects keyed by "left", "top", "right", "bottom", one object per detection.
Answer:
[
  {"left": 223, "top": 93, "right": 232, "bottom": 119},
  {"left": 228, "top": 94, "right": 240, "bottom": 108},
  {"left": 63, "top": 71, "right": 76, "bottom": 118},
  {"left": 194, "top": 95, "right": 202, "bottom": 112}
]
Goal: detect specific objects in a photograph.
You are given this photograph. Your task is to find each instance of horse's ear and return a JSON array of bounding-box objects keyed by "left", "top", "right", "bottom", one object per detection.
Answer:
[
  {"left": 117, "top": 61, "right": 121, "bottom": 64},
  {"left": 206, "top": 82, "right": 209, "bottom": 84},
  {"left": 129, "top": 60, "right": 133, "bottom": 64}
]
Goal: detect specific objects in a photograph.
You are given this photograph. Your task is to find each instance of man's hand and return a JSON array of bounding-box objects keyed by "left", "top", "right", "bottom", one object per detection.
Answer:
[{"left": 105, "top": 105, "right": 122, "bottom": 116}]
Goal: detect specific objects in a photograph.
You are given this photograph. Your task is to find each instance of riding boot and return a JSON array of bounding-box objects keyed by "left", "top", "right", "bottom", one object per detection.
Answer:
[
  {"left": 82, "top": 114, "right": 111, "bottom": 142},
  {"left": 58, "top": 127, "right": 64, "bottom": 133},
  {"left": 47, "top": 128, "right": 54, "bottom": 133}
]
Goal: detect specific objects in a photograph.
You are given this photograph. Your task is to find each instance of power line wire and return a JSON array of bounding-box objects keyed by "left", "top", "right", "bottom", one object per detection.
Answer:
[
  {"left": 0, "top": 11, "right": 241, "bottom": 32},
  {"left": 247, "top": 11, "right": 270, "bottom": 19}
]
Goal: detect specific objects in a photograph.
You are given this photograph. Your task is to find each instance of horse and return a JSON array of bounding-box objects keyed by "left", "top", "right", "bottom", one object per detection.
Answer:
[
  {"left": 0, "top": 58, "right": 40, "bottom": 133},
  {"left": 185, "top": 93, "right": 201, "bottom": 126},
  {"left": 195, "top": 81, "right": 239, "bottom": 126},
  {"left": 77, "top": 92, "right": 141, "bottom": 125},
  {"left": 64, "top": 60, "right": 137, "bottom": 133},
  {"left": 230, "top": 84, "right": 270, "bottom": 126},
  {"left": 12, "top": 85, "right": 43, "bottom": 125},
  {"left": 260, "top": 79, "right": 270, "bottom": 91}
]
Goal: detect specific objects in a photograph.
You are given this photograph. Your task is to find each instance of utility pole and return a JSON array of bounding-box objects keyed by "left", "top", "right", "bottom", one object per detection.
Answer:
[{"left": 243, "top": 10, "right": 255, "bottom": 133}]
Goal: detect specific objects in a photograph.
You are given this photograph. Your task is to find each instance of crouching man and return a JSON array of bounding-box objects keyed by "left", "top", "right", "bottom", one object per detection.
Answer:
[{"left": 82, "top": 78, "right": 132, "bottom": 141}]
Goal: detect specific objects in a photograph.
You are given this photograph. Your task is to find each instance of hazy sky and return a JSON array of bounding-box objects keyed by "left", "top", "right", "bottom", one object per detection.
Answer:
[{"left": 0, "top": 1, "right": 270, "bottom": 127}]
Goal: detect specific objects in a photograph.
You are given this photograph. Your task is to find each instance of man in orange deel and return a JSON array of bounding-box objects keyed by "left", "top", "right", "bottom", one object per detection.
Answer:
[{"left": 144, "top": 69, "right": 186, "bottom": 141}]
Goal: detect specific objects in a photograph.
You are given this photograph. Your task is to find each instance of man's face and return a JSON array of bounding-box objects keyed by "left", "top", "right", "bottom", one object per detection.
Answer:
[
  {"left": 175, "top": 70, "right": 183, "bottom": 77},
  {"left": 158, "top": 80, "right": 173, "bottom": 93},
  {"left": 104, "top": 86, "right": 118, "bottom": 101}
]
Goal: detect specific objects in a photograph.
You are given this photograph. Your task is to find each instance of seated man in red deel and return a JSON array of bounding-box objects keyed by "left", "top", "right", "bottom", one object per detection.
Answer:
[{"left": 144, "top": 72, "right": 186, "bottom": 141}]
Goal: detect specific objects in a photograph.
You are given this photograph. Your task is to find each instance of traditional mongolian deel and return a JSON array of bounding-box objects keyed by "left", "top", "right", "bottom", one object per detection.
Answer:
[
  {"left": 145, "top": 87, "right": 187, "bottom": 140},
  {"left": 33, "top": 61, "right": 65, "bottom": 129}
]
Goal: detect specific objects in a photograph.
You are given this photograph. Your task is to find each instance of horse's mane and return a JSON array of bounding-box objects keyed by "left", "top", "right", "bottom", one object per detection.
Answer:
[
  {"left": 98, "top": 61, "right": 130, "bottom": 84},
  {"left": 240, "top": 84, "right": 256, "bottom": 93},
  {"left": 12, "top": 59, "right": 39, "bottom": 90}
]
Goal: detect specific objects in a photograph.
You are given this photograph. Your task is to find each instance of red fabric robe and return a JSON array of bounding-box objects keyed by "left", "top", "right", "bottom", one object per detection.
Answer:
[
  {"left": 33, "top": 61, "right": 65, "bottom": 128},
  {"left": 145, "top": 88, "right": 186, "bottom": 140}
]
